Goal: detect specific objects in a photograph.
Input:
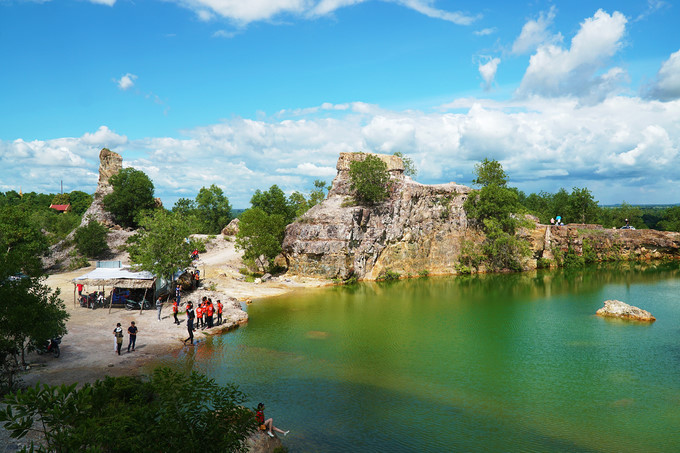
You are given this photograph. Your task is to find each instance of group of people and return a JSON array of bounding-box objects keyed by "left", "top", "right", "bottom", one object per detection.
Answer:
[
  {"left": 550, "top": 215, "right": 564, "bottom": 226},
  {"left": 182, "top": 297, "right": 224, "bottom": 344},
  {"left": 112, "top": 321, "right": 138, "bottom": 355}
]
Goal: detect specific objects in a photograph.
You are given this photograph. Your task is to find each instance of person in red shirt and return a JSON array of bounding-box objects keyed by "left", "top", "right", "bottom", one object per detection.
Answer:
[
  {"left": 216, "top": 300, "right": 223, "bottom": 325},
  {"left": 196, "top": 304, "right": 203, "bottom": 329},
  {"left": 255, "top": 403, "right": 289, "bottom": 438},
  {"left": 206, "top": 299, "right": 214, "bottom": 328},
  {"left": 172, "top": 299, "right": 179, "bottom": 325}
]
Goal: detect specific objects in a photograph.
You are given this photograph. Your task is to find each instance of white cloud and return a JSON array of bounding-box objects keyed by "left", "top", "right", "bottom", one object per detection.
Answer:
[
  {"left": 516, "top": 9, "right": 628, "bottom": 102},
  {"left": 115, "top": 73, "right": 138, "bottom": 90},
  {"left": 644, "top": 49, "right": 680, "bottom": 101},
  {"left": 170, "top": 0, "right": 478, "bottom": 26},
  {"left": 478, "top": 57, "right": 500, "bottom": 91},
  {"left": 2, "top": 94, "right": 680, "bottom": 206},
  {"left": 474, "top": 27, "right": 496, "bottom": 36},
  {"left": 511, "top": 6, "right": 558, "bottom": 55},
  {"left": 87, "top": 0, "right": 116, "bottom": 5}
]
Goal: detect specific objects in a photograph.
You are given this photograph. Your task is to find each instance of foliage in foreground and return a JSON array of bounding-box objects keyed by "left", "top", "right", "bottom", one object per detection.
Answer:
[{"left": 0, "top": 367, "right": 257, "bottom": 453}]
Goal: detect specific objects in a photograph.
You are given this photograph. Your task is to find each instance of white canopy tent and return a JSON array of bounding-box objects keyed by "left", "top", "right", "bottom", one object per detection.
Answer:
[{"left": 72, "top": 266, "right": 156, "bottom": 312}]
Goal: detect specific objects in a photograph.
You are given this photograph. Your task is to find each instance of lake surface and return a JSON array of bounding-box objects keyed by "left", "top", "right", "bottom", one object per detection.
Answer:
[{"left": 174, "top": 262, "right": 680, "bottom": 452}]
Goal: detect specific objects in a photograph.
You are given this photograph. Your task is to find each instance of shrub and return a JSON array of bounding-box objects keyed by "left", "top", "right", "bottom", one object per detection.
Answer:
[
  {"left": 349, "top": 154, "right": 392, "bottom": 205},
  {"left": 74, "top": 219, "right": 109, "bottom": 258},
  {"left": 377, "top": 269, "right": 401, "bottom": 281},
  {"left": 418, "top": 269, "right": 430, "bottom": 277}
]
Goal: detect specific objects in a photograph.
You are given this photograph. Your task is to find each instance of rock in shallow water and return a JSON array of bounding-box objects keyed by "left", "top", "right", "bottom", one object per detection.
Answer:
[{"left": 596, "top": 299, "right": 656, "bottom": 322}]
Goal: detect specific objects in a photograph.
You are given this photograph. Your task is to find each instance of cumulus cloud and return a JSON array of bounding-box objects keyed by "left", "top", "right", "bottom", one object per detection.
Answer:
[
  {"left": 511, "top": 6, "right": 558, "bottom": 55},
  {"left": 170, "top": 0, "right": 478, "bottom": 26},
  {"left": 115, "top": 73, "right": 138, "bottom": 90},
  {"left": 478, "top": 57, "right": 500, "bottom": 91},
  {"left": 644, "top": 49, "right": 680, "bottom": 101},
  {"left": 516, "top": 9, "right": 628, "bottom": 102},
  {"left": 2, "top": 94, "right": 680, "bottom": 206}
]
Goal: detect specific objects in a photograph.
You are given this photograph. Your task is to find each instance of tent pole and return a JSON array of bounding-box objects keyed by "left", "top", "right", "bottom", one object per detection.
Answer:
[{"left": 73, "top": 284, "right": 76, "bottom": 308}]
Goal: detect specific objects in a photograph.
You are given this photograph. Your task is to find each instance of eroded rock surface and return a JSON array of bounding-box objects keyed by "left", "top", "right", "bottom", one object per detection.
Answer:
[
  {"left": 596, "top": 299, "right": 656, "bottom": 322},
  {"left": 282, "top": 152, "right": 474, "bottom": 280}
]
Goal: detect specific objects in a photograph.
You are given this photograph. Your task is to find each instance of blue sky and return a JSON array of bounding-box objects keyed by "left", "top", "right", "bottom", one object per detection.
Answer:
[{"left": 1, "top": 0, "right": 679, "bottom": 208}]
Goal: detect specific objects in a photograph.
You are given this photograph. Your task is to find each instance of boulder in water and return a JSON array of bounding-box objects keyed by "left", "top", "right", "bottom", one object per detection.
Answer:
[{"left": 596, "top": 300, "right": 655, "bottom": 322}]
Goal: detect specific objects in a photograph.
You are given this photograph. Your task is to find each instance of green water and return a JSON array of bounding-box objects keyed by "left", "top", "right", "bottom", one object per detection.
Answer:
[{"left": 176, "top": 263, "right": 680, "bottom": 452}]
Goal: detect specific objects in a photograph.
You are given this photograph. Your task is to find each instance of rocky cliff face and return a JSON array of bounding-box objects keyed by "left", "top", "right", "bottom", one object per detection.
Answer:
[
  {"left": 79, "top": 148, "right": 122, "bottom": 228},
  {"left": 282, "top": 152, "right": 475, "bottom": 280},
  {"left": 282, "top": 153, "right": 680, "bottom": 280},
  {"left": 533, "top": 223, "right": 680, "bottom": 262}
]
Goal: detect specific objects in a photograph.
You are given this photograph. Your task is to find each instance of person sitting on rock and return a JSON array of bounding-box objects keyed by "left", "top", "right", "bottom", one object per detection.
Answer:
[{"left": 255, "top": 403, "right": 289, "bottom": 438}]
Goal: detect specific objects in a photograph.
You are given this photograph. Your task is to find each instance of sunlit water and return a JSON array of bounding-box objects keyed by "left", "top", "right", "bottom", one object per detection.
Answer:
[{"left": 169, "top": 262, "right": 680, "bottom": 452}]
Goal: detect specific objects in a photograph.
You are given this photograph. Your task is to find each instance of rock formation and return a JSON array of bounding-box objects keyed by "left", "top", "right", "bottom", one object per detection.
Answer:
[
  {"left": 282, "top": 152, "right": 475, "bottom": 280},
  {"left": 222, "top": 218, "right": 240, "bottom": 236},
  {"left": 531, "top": 224, "right": 680, "bottom": 263},
  {"left": 79, "top": 148, "right": 122, "bottom": 228},
  {"left": 596, "top": 299, "right": 656, "bottom": 322}
]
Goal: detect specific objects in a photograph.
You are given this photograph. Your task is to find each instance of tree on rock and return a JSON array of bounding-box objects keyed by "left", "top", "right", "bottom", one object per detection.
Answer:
[
  {"left": 74, "top": 217, "right": 109, "bottom": 258},
  {"left": 349, "top": 154, "right": 392, "bottom": 205},
  {"left": 103, "top": 168, "right": 156, "bottom": 228}
]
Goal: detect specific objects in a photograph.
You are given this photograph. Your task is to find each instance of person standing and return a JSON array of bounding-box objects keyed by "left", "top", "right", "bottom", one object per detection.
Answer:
[
  {"left": 176, "top": 284, "right": 182, "bottom": 304},
  {"left": 184, "top": 302, "right": 195, "bottom": 344},
  {"left": 216, "top": 300, "right": 223, "bottom": 325},
  {"left": 195, "top": 269, "right": 200, "bottom": 288},
  {"left": 77, "top": 283, "right": 83, "bottom": 296},
  {"left": 156, "top": 296, "right": 163, "bottom": 321},
  {"left": 127, "top": 321, "right": 138, "bottom": 352},
  {"left": 196, "top": 303, "right": 203, "bottom": 329},
  {"left": 113, "top": 323, "right": 124, "bottom": 355},
  {"left": 172, "top": 299, "right": 180, "bottom": 325},
  {"left": 206, "top": 299, "right": 214, "bottom": 328}
]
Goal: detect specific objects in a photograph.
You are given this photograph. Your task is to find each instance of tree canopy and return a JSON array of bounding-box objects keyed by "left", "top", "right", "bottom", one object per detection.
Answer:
[
  {"left": 74, "top": 218, "right": 109, "bottom": 258},
  {"left": 103, "top": 168, "right": 156, "bottom": 228},
  {"left": 127, "top": 210, "right": 193, "bottom": 281},
  {"left": 349, "top": 154, "right": 392, "bottom": 205},
  {"left": 195, "top": 185, "right": 232, "bottom": 234}
]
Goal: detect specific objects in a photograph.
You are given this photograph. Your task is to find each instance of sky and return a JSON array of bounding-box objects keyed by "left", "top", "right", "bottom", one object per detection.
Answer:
[{"left": 1, "top": 0, "right": 679, "bottom": 208}]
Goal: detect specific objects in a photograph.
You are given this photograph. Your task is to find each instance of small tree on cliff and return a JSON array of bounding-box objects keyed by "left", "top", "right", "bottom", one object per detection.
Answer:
[{"left": 349, "top": 154, "right": 392, "bottom": 205}]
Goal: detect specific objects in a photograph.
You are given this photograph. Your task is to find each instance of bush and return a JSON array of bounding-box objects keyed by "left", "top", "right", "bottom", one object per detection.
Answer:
[
  {"left": 418, "top": 269, "right": 429, "bottom": 277},
  {"left": 349, "top": 154, "right": 392, "bottom": 205},
  {"left": 74, "top": 219, "right": 109, "bottom": 258},
  {"left": 103, "top": 168, "right": 156, "bottom": 228},
  {"left": 377, "top": 269, "right": 401, "bottom": 281}
]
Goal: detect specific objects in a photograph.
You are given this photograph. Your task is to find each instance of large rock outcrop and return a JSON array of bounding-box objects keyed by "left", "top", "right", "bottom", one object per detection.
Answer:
[
  {"left": 282, "top": 152, "right": 475, "bottom": 280},
  {"left": 79, "top": 148, "right": 122, "bottom": 228}
]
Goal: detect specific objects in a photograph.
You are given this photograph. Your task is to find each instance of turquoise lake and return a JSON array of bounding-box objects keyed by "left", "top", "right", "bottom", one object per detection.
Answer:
[{"left": 173, "top": 262, "right": 680, "bottom": 452}]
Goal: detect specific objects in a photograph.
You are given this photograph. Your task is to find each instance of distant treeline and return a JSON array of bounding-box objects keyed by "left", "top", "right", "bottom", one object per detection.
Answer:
[{"left": 514, "top": 187, "right": 680, "bottom": 231}]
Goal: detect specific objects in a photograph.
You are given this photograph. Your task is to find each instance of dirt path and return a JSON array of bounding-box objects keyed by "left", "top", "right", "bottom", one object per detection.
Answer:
[{"left": 18, "top": 236, "right": 330, "bottom": 388}]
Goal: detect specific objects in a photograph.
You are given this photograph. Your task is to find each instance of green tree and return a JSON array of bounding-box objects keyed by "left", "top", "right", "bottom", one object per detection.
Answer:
[
  {"left": 195, "top": 185, "right": 232, "bottom": 234},
  {"left": 0, "top": 367, "right": 256, "bottom": 452},
  {"left": 288, "top": 180, "right": 329, "bottom": 218},
  {"left": 657, "top": 206, "right": 680, "bottom": 232},
  {"left": 51, "top": 193, "right": 70, "bottom": 205},
  {"left": 172, "top": 197, "right": 197, "bottom": 217},
  {"left": 251, "top": 184, "right": 294, "bottom": 223},
  {"left": 235, "top": 208, "right": 287, "bottom": 269},
  {"left": 0, "top": 205, "right": 49, "bottom": 277},
  {"left": 566, "top": 187, "right": 600, "bottom": 224},
  {"left": 68, "top": 190, "right": 93, "bottom": 216},
  {"left": 127, "top": 210, "right": 193, "bottom": 283},
  {"left": 393, "top": 151, "right": 418, "bottom": 177},
  {"left": 103, "top": 168, "right": 156, "bottom": 228},
  {"left": 472, "top": 157, "right": 508, "bottom": 187},
  {"left": 349, "top": 153, "right": 392, "bottom": 205},
  {"left": 74, "top": 218, "right": 109, "bottom": 258}
]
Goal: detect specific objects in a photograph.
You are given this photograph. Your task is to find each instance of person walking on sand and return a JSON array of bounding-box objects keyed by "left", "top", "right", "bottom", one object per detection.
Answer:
[
  {"left": 127, "top": 321, "right": 138, "bottom": 352},
  {"left": 184, "top": 302, "right": 195, "bottom": 344},
  {"left": 172, "top": 298, "right": 180, "bottom": 325},
  {"left": 255, "top": 403, "right": 289, "bottom": 438},
  {"left": 113, "top": 323, "right": 124, "bottom": 355},
  {"left": 156, "top": 296, "right": 163, "bottom": 321}
]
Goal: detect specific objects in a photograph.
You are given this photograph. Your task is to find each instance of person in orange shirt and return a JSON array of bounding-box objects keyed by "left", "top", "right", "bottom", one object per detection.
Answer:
[
  {"left": 172, "top": 298, "right": 180, "bottom": 325},
  {"left": 216, "top": 300, "right": 223, "bottom": 325},
  {"left": 206, "top": 299, "right": 214, "bottom": 328},
  {"left": 196, "top": 303, "right": 203, "bottom": 329}
]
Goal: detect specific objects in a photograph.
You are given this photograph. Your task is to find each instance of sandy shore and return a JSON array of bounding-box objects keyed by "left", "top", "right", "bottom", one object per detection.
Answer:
[{"left": 18, "top": 236, "right": 331, "bottom": 388}]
